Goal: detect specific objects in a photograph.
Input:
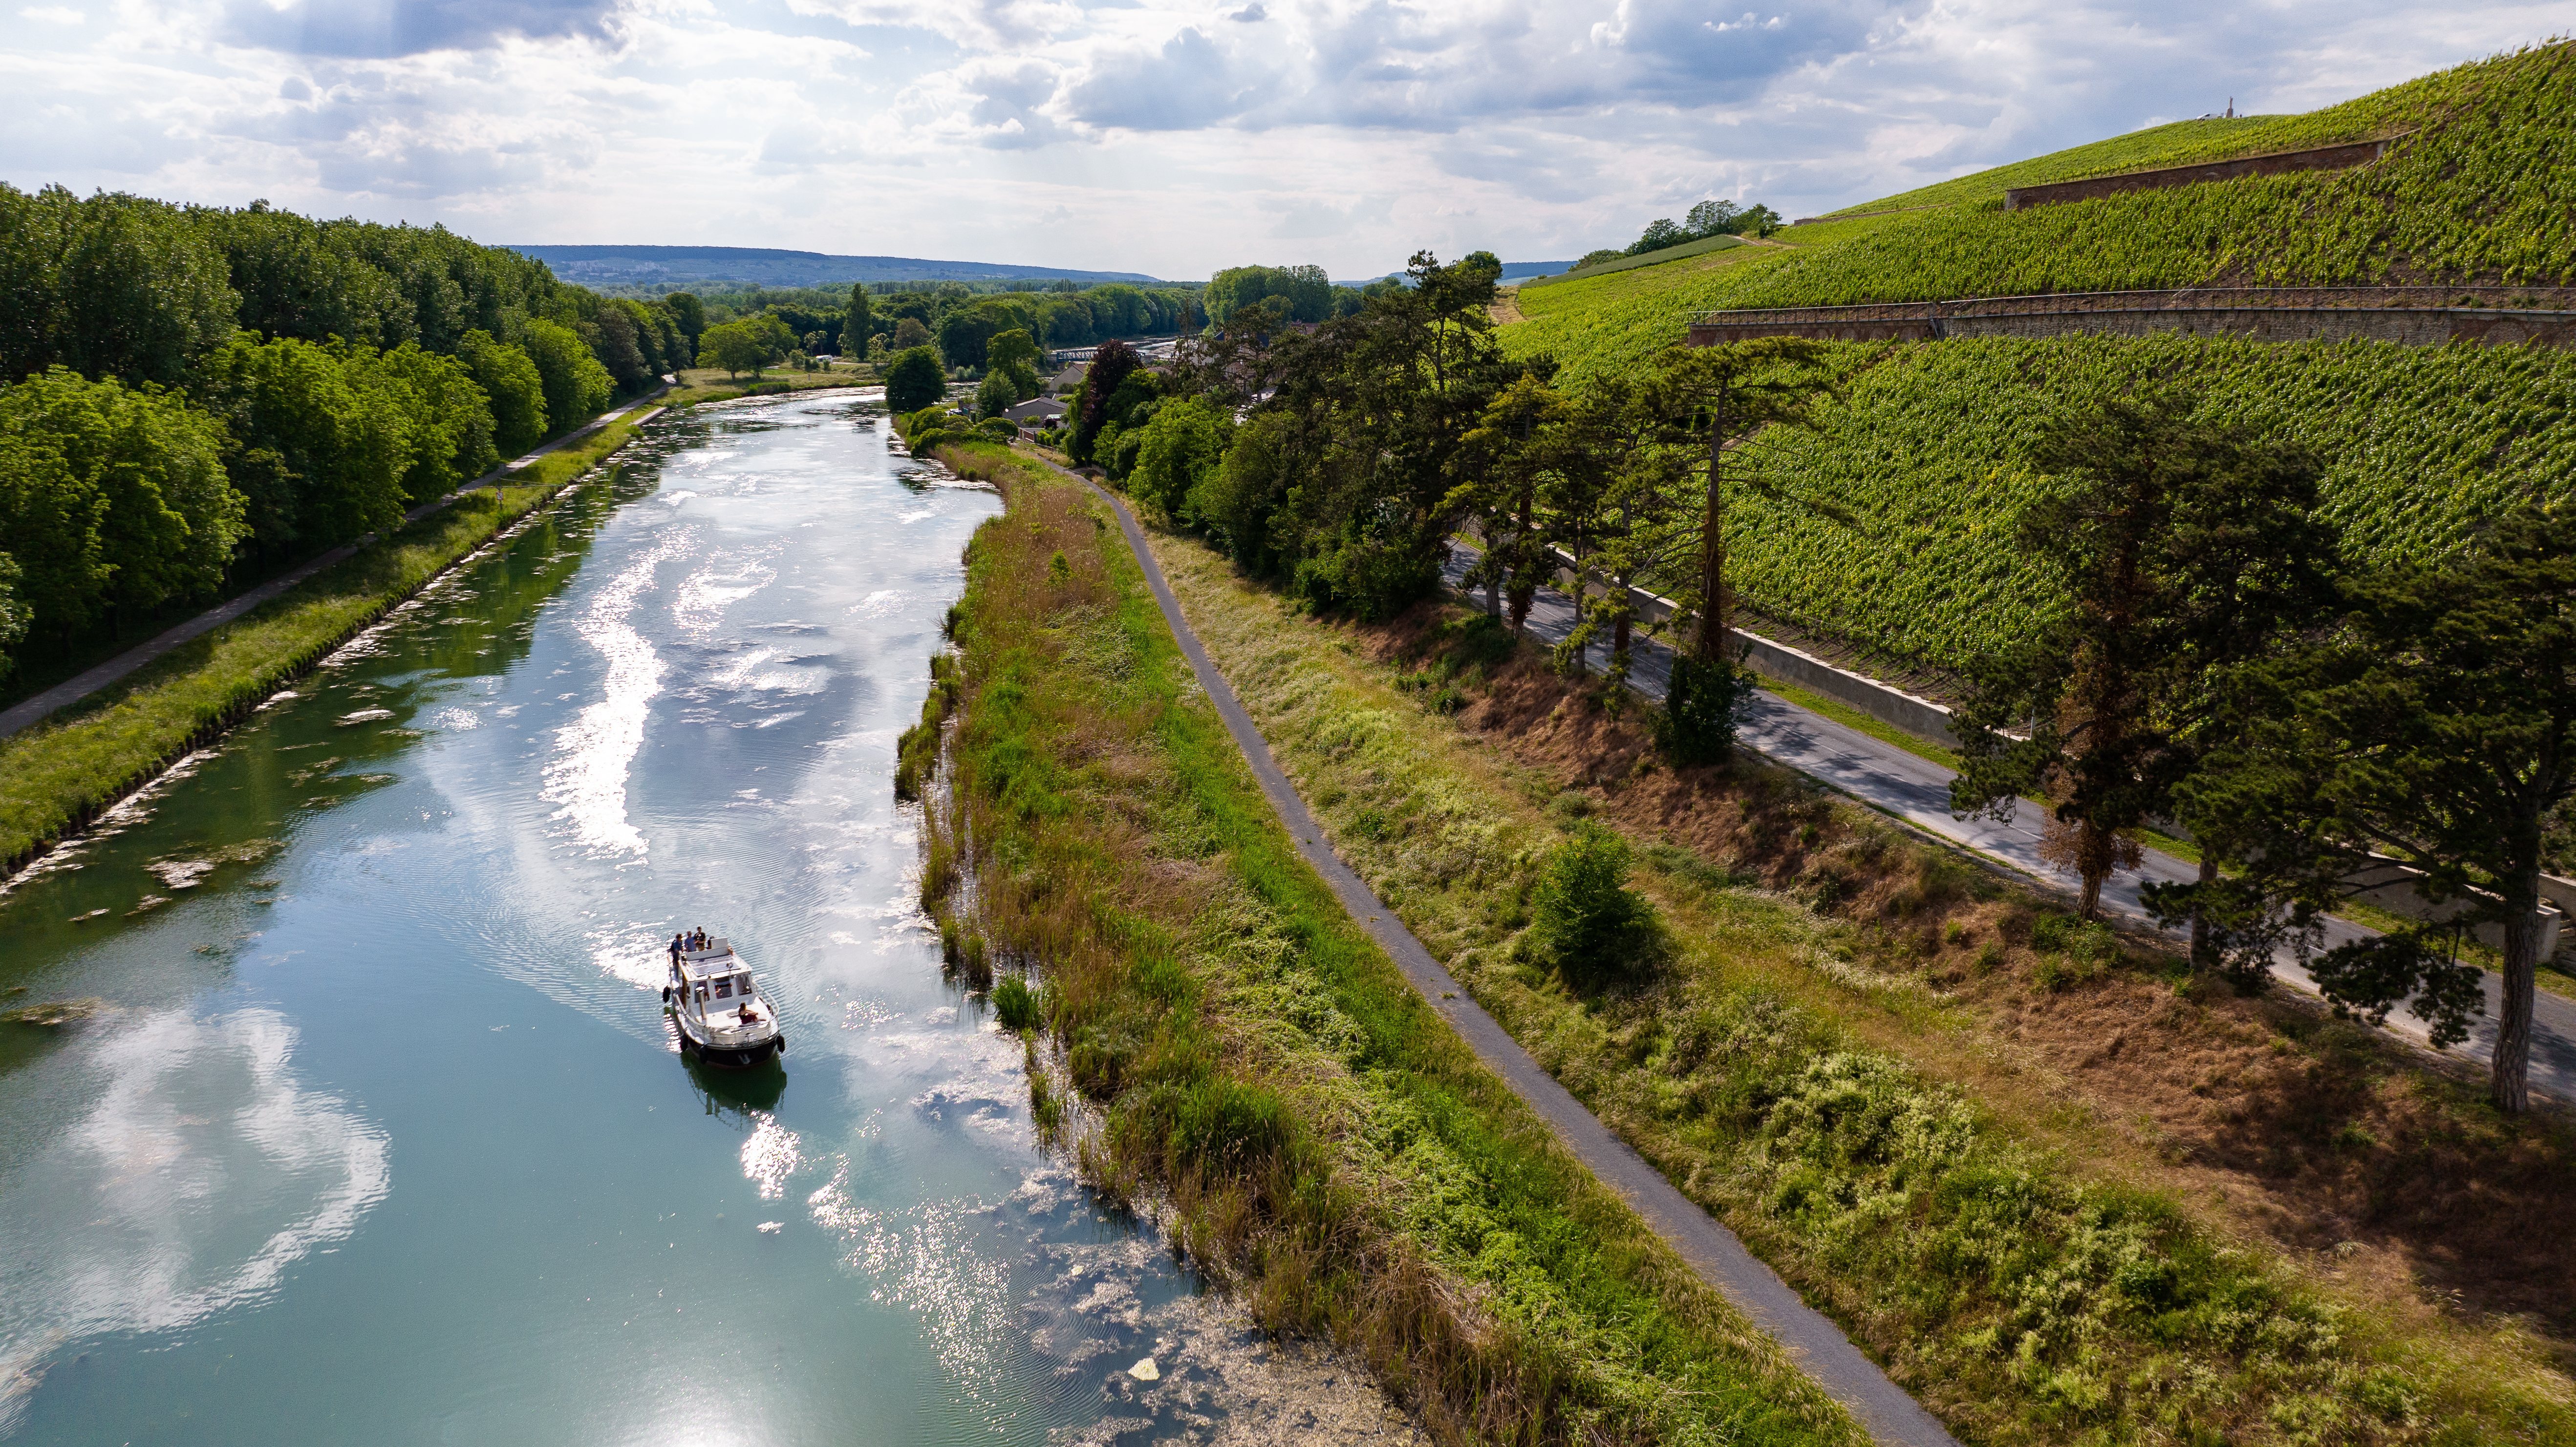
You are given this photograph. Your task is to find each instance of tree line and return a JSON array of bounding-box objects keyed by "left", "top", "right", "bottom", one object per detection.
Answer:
[
  {"left": 1573, "top": 197, "right": 1786, "bottom": 269},
  {"left": 0, "top": 184, "right": 681, "bottom": 676},
  {"left": 1050, "top": 247, "right": 2572, "bottom": 1116}
]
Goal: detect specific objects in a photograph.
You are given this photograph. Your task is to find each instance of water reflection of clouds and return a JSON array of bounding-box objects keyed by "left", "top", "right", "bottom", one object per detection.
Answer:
[
  {"left": 670, "top": 551, "right": 776, "bottom": 636},
  {"left": 706, "top": 645, "right": 831, "bottom": 699},
  {"left": 541, "top": 539, "right": 685, "bottom": 857},
  {"left": 0, "top": 1010, "right": 388, "bottom": 1431}
]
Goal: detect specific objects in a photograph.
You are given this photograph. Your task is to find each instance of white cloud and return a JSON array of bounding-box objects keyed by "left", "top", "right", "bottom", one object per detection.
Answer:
[
  {"left": 20, "top": 5, "right": 85, "bottom": 21},
  {"left": 0, "top": 0, "right": 2561, "bottom": 277}
]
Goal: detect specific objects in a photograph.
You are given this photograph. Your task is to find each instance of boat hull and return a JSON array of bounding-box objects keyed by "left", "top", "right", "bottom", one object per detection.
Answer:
[{"left": 671, "top": 1011, "right": 784, "bottom": 1070}]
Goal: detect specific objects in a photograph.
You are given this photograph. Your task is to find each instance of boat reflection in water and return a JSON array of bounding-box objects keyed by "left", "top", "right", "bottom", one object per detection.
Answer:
[{"left": 681, "top": 1048, "right": 787, "bottom": 1118}]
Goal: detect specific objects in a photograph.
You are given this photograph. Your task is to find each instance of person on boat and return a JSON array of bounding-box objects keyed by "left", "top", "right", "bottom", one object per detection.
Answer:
[{"left": 669, "top": 933, "right": 684, "bottom": 966}]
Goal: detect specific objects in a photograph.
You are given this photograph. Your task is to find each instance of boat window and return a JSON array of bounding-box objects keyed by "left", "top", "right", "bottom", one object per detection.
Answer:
[
  {"left": 713, "top": 978, "right": 732, "bottom": 1000},
  {"left": 731, "top": 976, "right": 752, "bottom": 998}
]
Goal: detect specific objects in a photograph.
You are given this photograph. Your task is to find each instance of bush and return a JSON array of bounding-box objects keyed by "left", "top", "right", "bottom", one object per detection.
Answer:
[
  {"left": 992, "top": 975, "right": 1039, "bottom": 1031},
  {"left": 1527, "top": 822, "right": 1661, "bottom": 987},
  {"left": 1658, "top": 654, "right": 1756, "bottom": 765}
]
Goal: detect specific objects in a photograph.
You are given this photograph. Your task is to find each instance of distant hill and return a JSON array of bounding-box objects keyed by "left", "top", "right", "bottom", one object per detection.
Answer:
[{"left": 505, "top": 245, "right": 1166, "bottom": 289}]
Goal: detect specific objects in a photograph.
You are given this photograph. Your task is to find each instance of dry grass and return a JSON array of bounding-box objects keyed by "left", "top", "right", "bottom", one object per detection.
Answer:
[{"left": 1145, "top": 522, "right": 2576, "bottom": 1447}]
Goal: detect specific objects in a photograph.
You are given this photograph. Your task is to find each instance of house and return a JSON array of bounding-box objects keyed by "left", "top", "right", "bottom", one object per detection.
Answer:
[{"left": 1007, "top": 397, "right": 1067, "bottom": 425}]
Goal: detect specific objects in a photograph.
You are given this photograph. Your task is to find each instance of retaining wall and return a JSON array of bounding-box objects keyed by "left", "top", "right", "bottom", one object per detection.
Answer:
[
  {"left": 1540, "top": 556, "right": 1963, "bottom": 746},
  {"left": 2002, "top": 137, "right": 2400, "bottom": 211},
  {"left": 1685, "top": 286, "right": 2576, "bottom": 350}
]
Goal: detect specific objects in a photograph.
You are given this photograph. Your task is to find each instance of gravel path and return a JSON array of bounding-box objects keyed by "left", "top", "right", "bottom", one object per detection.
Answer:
[{"left": 1050, "top": 461, "right": 1960, "bottom": 1447}]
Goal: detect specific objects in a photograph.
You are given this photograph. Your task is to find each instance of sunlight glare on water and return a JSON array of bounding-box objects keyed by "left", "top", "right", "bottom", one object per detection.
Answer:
[{"left": 0, "top": 390, "right": 1411, "bottom": 1447}]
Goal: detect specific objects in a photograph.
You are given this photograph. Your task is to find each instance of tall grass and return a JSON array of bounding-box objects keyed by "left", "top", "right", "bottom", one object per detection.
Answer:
[
  {"left": 917, "top": 439, "right": 1866, "bottom": 1446},
  {"left": 1144, "top": 526, "right": 2576, "bottom": 1447},
  {"left": 0, "top": 411, "right": 650, "bottom": 870}
]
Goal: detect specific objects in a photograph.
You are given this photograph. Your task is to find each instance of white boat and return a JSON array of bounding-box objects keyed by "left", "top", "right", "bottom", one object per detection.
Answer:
[{"left": 663, "top": 937, "right": 785, "bottom": 1069}]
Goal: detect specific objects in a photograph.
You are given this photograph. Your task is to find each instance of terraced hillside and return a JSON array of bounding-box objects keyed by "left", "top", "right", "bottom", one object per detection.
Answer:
[{"left": 1499, "top": 41, "right": 2576, "bottom": 677}]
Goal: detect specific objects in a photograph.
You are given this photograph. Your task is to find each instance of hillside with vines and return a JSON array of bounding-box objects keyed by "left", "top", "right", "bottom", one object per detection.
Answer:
[{"left": 1498, "top": 40, "right": 2576, "bottom": 675}]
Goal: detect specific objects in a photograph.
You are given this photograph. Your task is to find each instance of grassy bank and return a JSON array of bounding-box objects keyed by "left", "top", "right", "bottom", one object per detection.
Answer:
[
  {"left": 1138, "top": 518, "right": 2576, "bottom": 1447},
  {"left": 915, "top": 438, "right": 1867, "bottom": 1446},
  {"left": 0, "top": 408, "right": 653, "bottom": 871},
  {"left": 662, "top": 365, "right": 876, "bottom": 409}
]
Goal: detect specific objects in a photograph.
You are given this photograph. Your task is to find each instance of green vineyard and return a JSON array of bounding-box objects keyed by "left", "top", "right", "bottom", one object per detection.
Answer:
[
  {"left": 1728, "top": 335, "right": 2576, "bottom": 673},
  {"left": 1500, "top": 40, "right": 2576, "bottom": 677}
]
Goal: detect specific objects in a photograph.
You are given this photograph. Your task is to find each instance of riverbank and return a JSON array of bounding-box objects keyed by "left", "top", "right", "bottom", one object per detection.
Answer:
[
  {"left": 0, "top": 407, "right": 656, "bottom": 874},
  {"left": 914, "top": 438, "right": 1868, "bottom": 1446},
  {"left": 1134, "top": 514, "right": 2576, "bottom": 1445}
]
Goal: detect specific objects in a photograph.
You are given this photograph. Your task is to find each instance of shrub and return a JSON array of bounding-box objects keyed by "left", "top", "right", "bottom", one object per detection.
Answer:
[
  {"left": 1527, "top": 822, "right": 1662, "bottom": 986},
  {"left": 992, "top": 974, "right": 1039, "bottom": 1031},
  {"left": 1658, "top": 654, "right": 1756, "bottom": 765}
]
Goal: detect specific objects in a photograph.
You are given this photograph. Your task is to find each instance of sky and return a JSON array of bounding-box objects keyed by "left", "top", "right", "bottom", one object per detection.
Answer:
[{"left": 3, "top": 0, "right": 2569, "bottom": 280}]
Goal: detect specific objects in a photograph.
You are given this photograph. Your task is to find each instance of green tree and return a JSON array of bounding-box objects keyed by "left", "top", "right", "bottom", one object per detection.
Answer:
[
  {"left": 457, "top": 330, "right": 547, "bottom": 455},
  {"left": 842, "top": 283, "right": 870, "bottom": 354},
  {"left": 0, "top": 184, "right": 239, "bottom": 386},
  {"left": 1952, "top": 395, "right": 2338, "bottom": 920},
  {"left": 366, "top": 342, "right": 499, "bottom": 502},
  {"left": 1204, "top": 264, "right": 1333, "bottom": 325},
  {"left": 521, "top": 319, "right": 613, "bottom": 435},
  {"left": 883, "top": 346, "right": 946, "bottom": 414},
  {"left": 0, "top": 366, "right": 243, "bottom": 634},
  {"left": 1130, "top": 396, "right": 1230, "bottom": 519},
  {"left": 973, "top": 371, "right": 1018, "bottom": 421},
  {"left": 198, "top": 332, "right": 412, "bottom": 550},
  {"left": 697, "top": 319, "right": 775, "bottom": 378},
  {"left": 1455, "top": 374, "right": 1569, "bottom": 636},
  {"left": 890, "top": 316, "right": 936, "bottom": 356},
  {"left": 986, "top": 328, "right": 1041, "bottom": 400},
  {"left": 2170, "top": 506, "right": 2576, "bottom": 1114},
  {"left": 665, "top": 292, "right": 708, "bottom": 353},
  {"left": 1527, "top": 823, "right": 1661, "bottom": 988},
  {"left": 1627, "top": 218, "right": 1689, "bottom": 255}
]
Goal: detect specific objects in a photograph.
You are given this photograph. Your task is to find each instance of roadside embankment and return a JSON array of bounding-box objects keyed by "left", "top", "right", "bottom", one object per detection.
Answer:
[
  {"left": 1135, "top": 515, "right": 2576, "bottom": 1447},
  {"left": 0, "top": 406, "right": 657, "bottom": 874},
  {"left": 912, "top": 438, "right": 1869, "bottom": 1447}
]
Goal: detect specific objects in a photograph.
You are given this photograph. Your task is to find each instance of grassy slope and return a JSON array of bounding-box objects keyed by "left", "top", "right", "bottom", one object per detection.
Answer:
[
  {"left": 1142, "top": 520, "right": 2576, "bottom": 1447},
  {"left": 0, "top": 410, "right": 650, "bottom": 867},
  {"left": 1663, "top": 43, "right": 2575, "bottom": 310},
  {"left": 1502, "top": 42, "right": 2576, "bottom": 675},
  {"left": 918, "top": 439, "right": 1865, "bottom": 1446},
  {"left": 1825, "top": 117, "right": 2291, "bottom": 217},
  {"left": 1522, "top": 234, "right": 1745, "bottom": 290}
]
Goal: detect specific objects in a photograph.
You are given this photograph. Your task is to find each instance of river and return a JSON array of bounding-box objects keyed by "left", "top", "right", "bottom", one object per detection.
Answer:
[{"left": 0, "top": 391, "right": 1404, "bottom": 1446}]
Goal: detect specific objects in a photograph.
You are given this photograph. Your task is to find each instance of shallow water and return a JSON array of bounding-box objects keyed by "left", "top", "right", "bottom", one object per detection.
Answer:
[{"left": 0, "top": 392, "right": 1406, "bottom": 1446}]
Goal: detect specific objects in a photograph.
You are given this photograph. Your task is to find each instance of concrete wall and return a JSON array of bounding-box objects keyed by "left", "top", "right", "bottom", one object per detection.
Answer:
[
  {"left": 2343, "top": 858, "right": 2568, "bottom": 962},
  {"left": 2002, "top": 137, "right": 2399, "bottom": 211},
  {"left": 1543, "top": 557, "right": 1963, "bottom": 746},
  {"left": 1684, "top": 286, "right": 2576, "bottom": 351}
]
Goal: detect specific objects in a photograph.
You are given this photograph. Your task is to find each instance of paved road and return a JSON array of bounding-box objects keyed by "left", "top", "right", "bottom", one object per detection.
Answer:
[
  {"left": 1049, "top": 462, "right": 1958, "bottom": 1447},
  {"left": 0, "top": 398, "right": 663, "bottom": 741},
  {"left": 1445, "top": 549, "right": 2576, "bottom": 1102}
]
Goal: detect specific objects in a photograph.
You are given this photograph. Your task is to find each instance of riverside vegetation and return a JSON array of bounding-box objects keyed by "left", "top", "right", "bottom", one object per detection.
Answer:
[
  {"left": 1134, "top": 516, "right": 2576, "bottom": 1447},
  {"left": 905, "top": 433, "right": 1870, "bottom": 1447},
  {"left": 0, "top": 406, "right": 649, "bottom": 869}
]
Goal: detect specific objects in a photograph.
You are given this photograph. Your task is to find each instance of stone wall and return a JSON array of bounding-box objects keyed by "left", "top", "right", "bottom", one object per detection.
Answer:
[
  {"left": 2001, "top": 137, "right": 2400, "bottom": 210},
  {"left": 1684, "top": 286, "right": 2576, "bottom": 350}
]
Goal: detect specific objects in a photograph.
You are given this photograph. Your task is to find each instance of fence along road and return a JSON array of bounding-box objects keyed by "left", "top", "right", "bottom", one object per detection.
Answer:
[
  {"left": 1443, "top": 542, "right": 2576, "bottom": 1104},
  {"left": 1037, "top": 455, "right": 1962, "bottom": 1447}
]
